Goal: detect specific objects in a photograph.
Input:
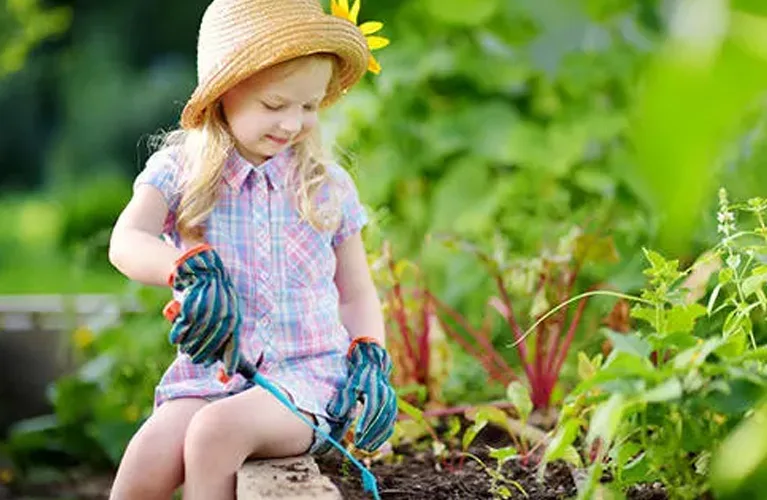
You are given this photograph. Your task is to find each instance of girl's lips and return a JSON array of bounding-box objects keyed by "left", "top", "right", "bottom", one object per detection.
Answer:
[{"left": 266, "top": 135, "right": 289, "bottom": 145}]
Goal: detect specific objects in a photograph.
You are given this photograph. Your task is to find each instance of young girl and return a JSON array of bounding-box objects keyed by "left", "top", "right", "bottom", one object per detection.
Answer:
[{"left": 106, "top": 0, "right": 397, "bottom": 498}]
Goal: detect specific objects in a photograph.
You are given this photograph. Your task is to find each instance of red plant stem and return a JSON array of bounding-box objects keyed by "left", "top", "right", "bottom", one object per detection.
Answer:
[
  {"left": 435, "top": 315, "right": 515, "bottom": 385},
  {"left": 551, "top": 293, "right": 591, "bottom": 377},
  {"left": 544, "top": 266, "right": 581, "bottom": 374},
  {"left": 429, "top": 293, "right": 514, "bottom": 383},
  {"left": 492, "top": 276, "right": 536, "bottom": 385},
  {"left": 534, "top": 317, "right": 546, "bottom": 392},
  {"left": 533, "top": 269, "right": 549, "bottom": 392},
  {"left": 419, "top": 291, "right": 431, "bottom": 391},
  {"left": 389, "top": 282, "right": 420, "bottom": 378}
]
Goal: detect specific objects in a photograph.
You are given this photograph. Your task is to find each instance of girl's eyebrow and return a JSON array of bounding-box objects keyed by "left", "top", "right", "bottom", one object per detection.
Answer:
[{"left": 263, "top": 92, "right": 325, "bottom": 104}]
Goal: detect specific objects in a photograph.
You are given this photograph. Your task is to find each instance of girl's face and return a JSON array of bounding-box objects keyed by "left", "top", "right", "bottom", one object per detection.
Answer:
[{"left": 221, "top": 56, "right": 334, "bottom": 165}]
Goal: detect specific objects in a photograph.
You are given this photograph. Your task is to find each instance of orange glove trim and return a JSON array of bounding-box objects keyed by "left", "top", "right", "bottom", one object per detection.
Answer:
[
  {"left": 163, "top": 299, "right": 181, "bottom": 322},
  {"left": 166, "top": 243, "right": 214, "bottom": 287},
  {"left": 347, "top": 336, "right": 382, "bottom": 358}
]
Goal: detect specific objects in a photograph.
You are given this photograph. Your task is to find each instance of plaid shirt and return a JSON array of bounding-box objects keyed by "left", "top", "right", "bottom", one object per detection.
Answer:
[{"left": 133, "top": 146, "right": 368, "bottom": 419}]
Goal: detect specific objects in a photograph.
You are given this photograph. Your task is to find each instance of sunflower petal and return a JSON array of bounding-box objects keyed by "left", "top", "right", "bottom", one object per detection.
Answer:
[
  {"left": 350, "top": 0, "right": 360, "bottom": 24},
  {"left": 366, "top": 36, "right": 390, "bottom": 50},
  {"left": 331, "top": 0, "right": 346, "bottom": 18},
  {"left": 368, "top": 54, "right": 381, "bottom": 74},
  {"left": 359, "top": 21, "right": 383, "bottom": 35}
]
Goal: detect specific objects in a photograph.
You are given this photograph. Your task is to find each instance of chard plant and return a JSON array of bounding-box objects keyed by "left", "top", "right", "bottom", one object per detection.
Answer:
[{"left": 434, "top": 227, "right": 618, "bottom": 410}]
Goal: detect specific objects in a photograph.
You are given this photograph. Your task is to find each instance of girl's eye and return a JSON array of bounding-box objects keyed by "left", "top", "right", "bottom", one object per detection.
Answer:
[
  {"left": 262, "top": 102, "right": 284, "bottom": 111},
  {"left": 303, "top": 103, "right": 318, "bottom": 112}
]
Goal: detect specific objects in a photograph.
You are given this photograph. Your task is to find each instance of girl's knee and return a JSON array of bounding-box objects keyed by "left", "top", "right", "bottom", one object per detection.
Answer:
[
  {"left": 184, "top": 403, "right": 239, "bottom": 464},
  {"left": 112, "top": 399, "right": 206, "bottom": 499},
  {"left": 111, "top": 434, "right": 178, "bottom": 499}
]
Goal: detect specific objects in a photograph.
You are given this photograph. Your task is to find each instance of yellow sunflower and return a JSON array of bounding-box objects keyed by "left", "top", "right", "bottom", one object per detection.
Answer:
[{"left": 331, "top": 0, "right": 390, "bottom": 74}]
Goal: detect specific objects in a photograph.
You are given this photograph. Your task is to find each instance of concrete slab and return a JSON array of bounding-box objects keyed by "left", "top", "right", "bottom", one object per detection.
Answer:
[{"left": 237, "top": 455, "right": 342, "bottom": 500}]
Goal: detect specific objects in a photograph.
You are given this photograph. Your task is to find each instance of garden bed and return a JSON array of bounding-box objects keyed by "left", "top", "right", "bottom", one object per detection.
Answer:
[{"left": 316, "top": 448, "right": 668, "bottom": 500}]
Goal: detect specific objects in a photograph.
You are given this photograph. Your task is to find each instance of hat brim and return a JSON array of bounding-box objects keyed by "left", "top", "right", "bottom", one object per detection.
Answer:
[{"left": 180, "top": 15, "right": 369, "bottom": 130}]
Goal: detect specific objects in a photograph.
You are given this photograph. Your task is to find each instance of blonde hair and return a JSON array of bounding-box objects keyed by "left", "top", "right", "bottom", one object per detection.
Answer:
[{"left": 151, "top": 54, "right": 343, "bottom": 242}]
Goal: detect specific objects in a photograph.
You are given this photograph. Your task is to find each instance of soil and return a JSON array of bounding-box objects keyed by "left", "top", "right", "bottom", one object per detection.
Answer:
[
  {"left": 314, "top": 416, "right": 669, "bottom": 500},
  {"left": 317, "top": 450, "right": 577, "bottom": 500},
  {"left": 316, "top": 449, "right": 668, "bottom": 500}
]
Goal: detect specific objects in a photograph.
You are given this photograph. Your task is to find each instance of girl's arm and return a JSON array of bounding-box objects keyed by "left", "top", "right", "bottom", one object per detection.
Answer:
[
  {"left": 109, "top": 185, "right": 185, "bottom": 287},
  {"left": 334, "top": 233, "right": 386, "bottom": 346}
]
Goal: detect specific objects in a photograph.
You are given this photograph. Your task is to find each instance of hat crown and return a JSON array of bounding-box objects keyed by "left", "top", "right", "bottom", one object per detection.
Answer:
[{"left": 196, "top": 0, "right": 325, "bottom": 84}]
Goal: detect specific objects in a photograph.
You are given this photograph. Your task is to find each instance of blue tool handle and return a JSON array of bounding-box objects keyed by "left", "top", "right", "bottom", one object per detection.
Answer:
[{"left": 236, "top": 354, "right": 381, "bottom": 500}]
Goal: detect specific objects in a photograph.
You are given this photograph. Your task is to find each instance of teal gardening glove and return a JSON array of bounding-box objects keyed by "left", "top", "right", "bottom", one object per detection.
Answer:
[
  {"left": 163, "top": 243, "right": 242, "bottom": 377},
  {"left": 326, "top": 337, "right": 398, "bottom": 451}
]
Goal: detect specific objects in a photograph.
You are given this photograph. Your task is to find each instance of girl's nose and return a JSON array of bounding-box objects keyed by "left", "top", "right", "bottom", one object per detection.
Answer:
[{"left": 279, "top": 109, "right": 302, "bottom": 134}]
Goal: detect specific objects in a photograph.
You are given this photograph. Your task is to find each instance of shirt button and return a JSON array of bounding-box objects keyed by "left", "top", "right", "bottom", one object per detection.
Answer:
[
  {"left": 260, "top": 316, "right": 271, "bottom": 328},
  {"left": 260, "top": 270, "right": 269, "bottom": 281}
]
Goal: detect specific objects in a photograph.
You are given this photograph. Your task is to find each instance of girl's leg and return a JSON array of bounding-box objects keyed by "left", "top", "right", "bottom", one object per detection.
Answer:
[
  {"left": 182, "top": 386, "right": 315, "bottom": 500},
  {"left": 109, "top": 398, "right": 208, "bottom": 500}
]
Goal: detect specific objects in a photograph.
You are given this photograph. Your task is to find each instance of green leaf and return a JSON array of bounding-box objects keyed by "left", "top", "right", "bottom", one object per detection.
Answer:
[
  {"left": 642, "top": 377, "right": 683, "bottom": 403},
  {"left": 543, "top": 419, "right": 581, "bottom": 463},
  {"left": 630, "top": 305, "right": 659, "bottom": 330},
  {"left": 666, "top": 303, "right": 707, "bottom": 333},
  {"left": 613, "top": 441, "right": 642, "bottom": 470},
  {"left": 646, "top": 331, "right": 698, "bottom": 352},
  {"left": 506, "top": 381, "right": 533, "bottom": 422},
  {"left": 396, "top": 397, "right": 426, "bottom": 423},
  {"left": 672, "top": 338, "right": 724, "bottom": 370},
  {"left": 472, "top": 405, "right": 511, "bottom": 429},
  {"left": 622, "top": 452, "right": 655, "bottom": 485},
  {"left": 644, "top": 248, "right": 668, "bottom": 270},
  {"left": 719, "top": 267, "right": 735, "bottom": 286},
  {"left": 704, "top": 379, "right": 767, "bottom": 416},
  {"left": 603, "top": 330, "right": 652, "bottom": 358},
  {"left": 717, "top": 329, "right": 747, "bottom": 358},
  {"left": 561, "top": 445, "right": 584, "bottom": 468},
  {"left": 577, "top": 351, "right": 602, "bottom": 381},
  {"left": 462, "top": 419, "right": 487, "bottom": 451},
  {"left": 445, "top": 415, "right": 462, "bottom": 441},
  {"left": 587, "top": 394, "right": 626, "bottom": 447},
  {"left": 488, "top": 445, "right": 518, "bottom": 465},
  {"left": 722, "top": 309, "right": 753, "bottom": 341},
  {"left": 642, "top": 248, "right": 682, "bottom": 283},
  {"left": 707, "top": 283, "right": 723, "bottom": 315},
  {"left": 573, "top": 352, "right": 657, "bottom": 395},
  {"left": 739, "top": 345, "right": 767, "bottom": 362},
  {"left": 742, "top": 267, "right": 767, "bottom": 297},
  {"left": 711, "top": 401, "right": 767, "bottom": 497}
]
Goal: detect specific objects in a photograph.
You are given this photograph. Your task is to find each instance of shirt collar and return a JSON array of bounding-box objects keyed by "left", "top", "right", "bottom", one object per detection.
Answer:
[{"left": 223, "top": 147, "right": 293, "bottom": 192}]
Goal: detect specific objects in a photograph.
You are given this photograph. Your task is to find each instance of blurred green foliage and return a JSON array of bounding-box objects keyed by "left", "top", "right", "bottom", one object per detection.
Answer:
[
  {"left": 1, "top": 0, "right": 767, "bottom": 496},
  {"left": 0, "top": 0, "right": 71, "bottom": 78},
  {"left": 4, "top": 285, "right": 174, "bottom": 471}
]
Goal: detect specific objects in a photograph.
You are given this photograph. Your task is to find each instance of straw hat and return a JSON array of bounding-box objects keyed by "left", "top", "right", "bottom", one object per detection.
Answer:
[{"left": 180, "top": 0, "right": 370, "bottom": 130}]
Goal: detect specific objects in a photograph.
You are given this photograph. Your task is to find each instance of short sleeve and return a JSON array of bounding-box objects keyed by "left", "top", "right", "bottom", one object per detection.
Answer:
[
  {"left": 133, "top": 146, "right": 184, "bottom": 235},
  {"left": 328, "top": 164, "right": 368, "bottom": 247}
]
